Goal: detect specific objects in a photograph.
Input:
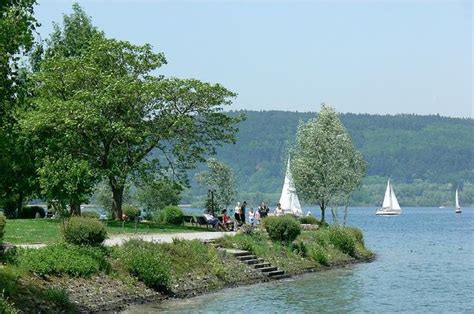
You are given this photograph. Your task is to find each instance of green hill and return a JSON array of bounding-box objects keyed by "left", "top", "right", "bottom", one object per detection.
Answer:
[{"left": 185, "top": 110, "right": 473, "bottom": 207}]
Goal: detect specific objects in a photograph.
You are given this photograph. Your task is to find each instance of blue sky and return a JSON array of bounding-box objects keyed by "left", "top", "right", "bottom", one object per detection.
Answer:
[{"left": 35, "top": 0, "right": 472, "bottom": 117}]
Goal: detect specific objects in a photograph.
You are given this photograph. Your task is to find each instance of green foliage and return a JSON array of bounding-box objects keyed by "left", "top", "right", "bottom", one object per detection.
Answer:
[
  {"left": 263, "top": 216, "right": 301, "bottom": 243},
  {"left": 137, "top": 178, "right": 182, "bottom": 217},
  {"left": 290, "top": 240, "right": 307, "bottom": 257},
  {"left": 161, "top": 206, "right": 184, "bottom": 225},
  {"left": 328, "top": 227, "right": 357, "bottom": 257},
  {"left": 300, "top": 216, "right": 318, "bottom": 225},
  {"left": 0, "top": 213, "right": 5, "bottom": 242},
  {"left": 38, "top": 156, "right": 96, "bottom": 215},
  {"left": 18, "top": 206, "right": 45, "bottom": 219},
  {"left": 81, "top": 211, "right": 100, "bottom": 219},
  {"left": 196, "top": 158, "right": 237, "bottom": 208},
  {"left": 62, "top": 217, "right": 107, "bottom": 246},
  {"left": 0, "top": 293, "right": 18, "bottom": 314},
  {"left": 117, "top": 240, "right": 171, "bottom": 291},
  {"left": 16, "top": 244, "right": 108, "bottom": 277},
  {"left": 309, "top": 244, "right": 329, "bottom": 266},
  {"left": 122, "top": 205, "right": 140, "bottom": 221},
  {"left": 44, "top": 287, "right": 70, "bottom": 308}
]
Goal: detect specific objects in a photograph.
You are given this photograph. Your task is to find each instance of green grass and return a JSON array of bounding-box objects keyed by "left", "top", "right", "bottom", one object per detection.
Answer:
[{"left": 4, "top": 219, "right": 209, "bottom": 244}]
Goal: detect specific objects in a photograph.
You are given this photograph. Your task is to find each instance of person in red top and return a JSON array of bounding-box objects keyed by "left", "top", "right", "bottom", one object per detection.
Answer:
[{"left": 221, "top": 208, "right": 233, "bottom": 231}]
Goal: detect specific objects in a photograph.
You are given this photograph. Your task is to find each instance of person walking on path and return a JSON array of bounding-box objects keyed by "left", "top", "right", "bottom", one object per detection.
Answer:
[{"left": 240, "top": 201, "right": 247, "bottom": 224}]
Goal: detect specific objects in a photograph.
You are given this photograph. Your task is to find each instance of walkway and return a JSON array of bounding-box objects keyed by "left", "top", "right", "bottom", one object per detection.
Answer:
[{"left": 15, "top": 231, "right": 236, "bottom": 249}]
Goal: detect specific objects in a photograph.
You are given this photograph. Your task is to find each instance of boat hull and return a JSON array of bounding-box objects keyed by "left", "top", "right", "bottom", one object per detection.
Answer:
[
  {"left": 455, "top": 209, "right": 462, "bottom": 214},
  {"left": 376, "top": 209, "right": 400, "bottom": 216}
]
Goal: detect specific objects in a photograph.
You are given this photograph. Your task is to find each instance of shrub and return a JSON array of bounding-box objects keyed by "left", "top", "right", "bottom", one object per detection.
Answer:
[
  {"left": 62, "top": 217, "right": 107, "bottom": 246},
  {"left": 81, "top": 211, "right": 100, "bottom": 219},
  {"left": 328, "top": 227, "right": 356, "bottom": 257},
  {"left": 239, "top": 224, "right": 255, "bottom": 235},
  {"left": 122, "top": 205, "right": 140, "bottom": 221},
  {"left": 17, "top": 244, "right": 108, "bottom": 277},
  {"left": 44, "top": 287, "right": 70, "bottom": 308},
  {"left": 309, "top": 244, "right": 329, "bottom": 266},
  {"left": 162, "top": 206, "right": 183, "bottom": 225},
  {"left": 19, "top": 206, "right": 45, "bottom": 219},
  {"left": 118, "top": 240, "right": 171, "bottom": 291},
  {"left": 263, "top": 215, "right": 301, "bottom": 243},
  {"left": 300, "top": 216, "right": 318, "bottom": 225},
  {"left": 290, "top": 240, "right": 307, "bottom": 257},
  {"left": 0, "top": 213, "right": 6, "bottom": 243},
  {"left": 0, "top": 293, "right": 18, "bottom": 314}
]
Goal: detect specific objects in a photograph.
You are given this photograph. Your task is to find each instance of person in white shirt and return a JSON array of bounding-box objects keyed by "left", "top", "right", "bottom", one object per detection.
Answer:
[
  {"left": 248, "top": 208, "right": 255, "bottom": 226},
  {"left": 275, "top": 203, "right": 284, "bottom": 216}
]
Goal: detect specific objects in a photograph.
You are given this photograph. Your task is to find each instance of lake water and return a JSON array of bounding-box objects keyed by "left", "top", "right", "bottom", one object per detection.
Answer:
[{"left": 125, "top": 207, "right": 474, "bottom": 313}]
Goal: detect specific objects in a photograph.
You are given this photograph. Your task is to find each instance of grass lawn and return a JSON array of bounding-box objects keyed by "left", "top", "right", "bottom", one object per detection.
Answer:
[{"left": 4, "top": 219, "right": 209, "bottom": 244}]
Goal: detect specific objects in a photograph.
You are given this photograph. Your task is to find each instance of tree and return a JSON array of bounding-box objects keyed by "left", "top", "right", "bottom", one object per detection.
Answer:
[
  {"left": 136, "top": 178, "right": 183, "bottom": 218},
  {"left": 23, "top": 5, "right": 241, "bottom": 220},
  {"left": 0, "top": 0, "right": 39, "bottom": 214},
  {"left": 291, "top": 104, "right": 366, "bottom": 223},
  {"left": 38, "top": 156, "right": 96, "bottom": 215},
  {"left": 196, "top": 158, "right": 237, "bottom": 212}
]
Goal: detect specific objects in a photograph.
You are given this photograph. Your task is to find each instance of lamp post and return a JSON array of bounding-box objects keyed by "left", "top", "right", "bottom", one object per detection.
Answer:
[{"left": 208, "top": 189, "right": 216, "bottom": 216}]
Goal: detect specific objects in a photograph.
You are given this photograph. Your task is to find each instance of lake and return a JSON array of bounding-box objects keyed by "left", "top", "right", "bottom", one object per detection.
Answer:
[{"left": 124, "top": 207, "right": 474, "bottom": 313}]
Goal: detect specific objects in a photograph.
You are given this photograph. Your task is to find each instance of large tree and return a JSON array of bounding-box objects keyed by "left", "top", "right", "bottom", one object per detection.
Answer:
[
  {"left": 196, "top": 158, "right": 237, "bottom": 212},
  {"left": 291, "top": 104, "right": 366, "bottom": 222},
  {"left": 0, "top": 0, "right": 39, "bottom": 215},
  {"left": 23, "top": 8, "right": 241, "bottom": 219}
]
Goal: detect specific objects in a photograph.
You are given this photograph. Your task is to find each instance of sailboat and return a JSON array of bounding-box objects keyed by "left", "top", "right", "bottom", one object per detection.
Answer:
[
  {"left": 278, "top": 158, "right": 303, "bottom": 216},
  {"left": 376, "top": 179, "right": 401, "bottom": 216},
  {"left": 455, "top": 189, "right": 461, "bottom": 213}
]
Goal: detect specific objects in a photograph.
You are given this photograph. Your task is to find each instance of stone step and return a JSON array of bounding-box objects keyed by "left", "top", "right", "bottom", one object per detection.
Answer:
[
  {"left": 232, "top": 251, "right": 251, "bottom": 257},
  {"left": 270, "top": 274, "right": 290, "bottom": 280},
  {"left": 244, "top": 258, "right": 264, "bottom": 265},
  {"left": 254, "top": 262, "right": 271, "bottom": 269},
  {"left": 237, "top": 255, "right": 257, "bottom": 261},
  {"left": 260, "top": 266, "right": 278, "bottom": 273},
  {"left": 267, "top": 270, "right": 285, "bottom": 277}
]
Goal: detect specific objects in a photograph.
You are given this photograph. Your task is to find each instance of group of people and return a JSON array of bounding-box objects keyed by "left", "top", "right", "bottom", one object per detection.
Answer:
[{"left": 203, "top": 201, "right": 298, "bottom": 231}]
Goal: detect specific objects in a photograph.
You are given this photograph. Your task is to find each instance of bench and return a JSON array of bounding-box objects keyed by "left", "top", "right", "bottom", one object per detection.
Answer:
[{"left": 183, "top": 215, "right": 210, "bottom": 229}]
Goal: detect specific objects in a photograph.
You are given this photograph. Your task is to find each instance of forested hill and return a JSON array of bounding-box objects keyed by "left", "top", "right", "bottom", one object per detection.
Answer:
[{"left": 190, "top": 110, "right": 474, "bottom": 207}]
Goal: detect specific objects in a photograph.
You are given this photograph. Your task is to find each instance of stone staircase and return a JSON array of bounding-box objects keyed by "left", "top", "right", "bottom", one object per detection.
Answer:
[{"left": 224, "top": 248, "right": 289, "bottom": 280}]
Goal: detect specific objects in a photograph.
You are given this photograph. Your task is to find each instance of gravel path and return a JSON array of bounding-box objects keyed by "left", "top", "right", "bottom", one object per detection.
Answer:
[{"left": 14, "top": 231, "right": 236, "bottom": 249}]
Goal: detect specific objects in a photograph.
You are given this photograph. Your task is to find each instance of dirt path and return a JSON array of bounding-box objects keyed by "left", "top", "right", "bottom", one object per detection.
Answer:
[{"left": 15, "top": 231, "right": 236, "bottom": 249}]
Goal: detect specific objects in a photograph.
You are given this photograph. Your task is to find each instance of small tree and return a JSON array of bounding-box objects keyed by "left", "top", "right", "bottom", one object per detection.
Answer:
[
  {"left": 38, "top": 156, "right": 96, "bottom": 216},
  {"left": 196, "top": 158, "right": 237, "bottom": 212},
  {"left": 137, "top": 178, "right": 183, "bottom": 218},
  {"left": 292, "top": 104, "right": 366, "bottom": 223}
]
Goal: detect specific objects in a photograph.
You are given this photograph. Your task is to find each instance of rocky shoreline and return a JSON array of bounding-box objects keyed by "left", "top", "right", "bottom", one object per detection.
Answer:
[{"left": 56, "top": 254, "right": 375, "bottom": 312}]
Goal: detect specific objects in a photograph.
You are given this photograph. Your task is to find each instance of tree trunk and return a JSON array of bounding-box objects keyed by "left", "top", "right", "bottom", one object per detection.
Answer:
[
  {"left": 16, "top": 191, "right": 24, "bottom": 218},
  {"left": 320, "top": 200, "right": 326, "bottom": 223},
  {"left": 110, "top": 180, "right": 124, "bottom": 221},
  {"left": 69, "top": 202, "right": 81, "bottom": 216}
]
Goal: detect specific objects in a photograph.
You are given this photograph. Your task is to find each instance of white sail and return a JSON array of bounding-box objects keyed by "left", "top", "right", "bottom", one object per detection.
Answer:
[
  {"left": 382, "top": 180, "right": 392, "bottom": 208},
  {"left": 279, "top": 158, "right": 303, "bottom": 216},
  {"left": 390, "top": 185, "right": 401, "bottom": 211},
  {"left": 376, "top": 179, "right": 401, "bottom": 215},
  {"left": 455, "top": 189, "right": 461, "bottom": 213}
]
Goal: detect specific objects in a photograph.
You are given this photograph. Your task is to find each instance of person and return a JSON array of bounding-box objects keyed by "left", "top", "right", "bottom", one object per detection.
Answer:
[
  {"left": 275, "top": 203, "right": 284, "bottom": 216},
  {"left": 306, "top": 211, "right": 312, "bottom": 217},
  {"left": 240, "top": 201, "right": 247, "bottom": 224},
  {"left": 203, "top": 211, "right": 227, "bottom": 231},
  {"left": 260, "top": 202, "right": 270, "bottom": 218},
  {"left": 248, "top": 208, "right": 255, "bottom": 226},
  {"left": 221, "top": 208, "right": 233, "bottom": 231},
  {"left": 255, "top": 208, "right": 261, "bottom": 226},
  {"left": 234, "top": 202, "right": 241, "bottom": 224}
]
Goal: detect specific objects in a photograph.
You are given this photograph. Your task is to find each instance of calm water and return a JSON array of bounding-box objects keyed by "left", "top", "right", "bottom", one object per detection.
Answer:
[{"left": 125, "top": 207, "right": 474, "bottom": 313}]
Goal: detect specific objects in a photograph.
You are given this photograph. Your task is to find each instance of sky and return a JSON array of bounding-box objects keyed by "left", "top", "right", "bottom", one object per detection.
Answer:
[{"left": 34, "top": 0, "right": 472, "bottom": 118}]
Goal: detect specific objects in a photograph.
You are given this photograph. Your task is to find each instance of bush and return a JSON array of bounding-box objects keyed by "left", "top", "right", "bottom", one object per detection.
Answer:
[
  {"left": 122, "top": 205, "right": 140, "bottom": 221},
  {"left": 81, "top": 211, "right": 100, "bottom": 219},
  {"left": 290, "top": 240, "right": 307, "bottom": 257},
  {"left": 0, "top": 213, "right": 6, "bottom": 243},
  {"left": 263, "top": 215, "right": 301, "bottom": 243},
  {"left": 19, "top": 206, "right": 45, "bottom": 219},
  {"left": 17, "top": 244, "right": 108, "bottom": 277},
  {"left": 328, "top": 227, "right": 357, "bottom": 257},
  {"left": 309, "top": 244, "right": 329, "bottom": 266},
  {"left": 0, "top": 293, "right": 18, "bottom": 314},
  {"left": 162, "top": 206, "right": 183, "bottom": 225},
  {"left": 300, "top": 216, "right": 318, "bottom": 225},
  {"left": 62, "top": 217, "right": 107, "bottom": 246},
  {"left": 118, "top": 240, "right": 171, "bottom": 291}
]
